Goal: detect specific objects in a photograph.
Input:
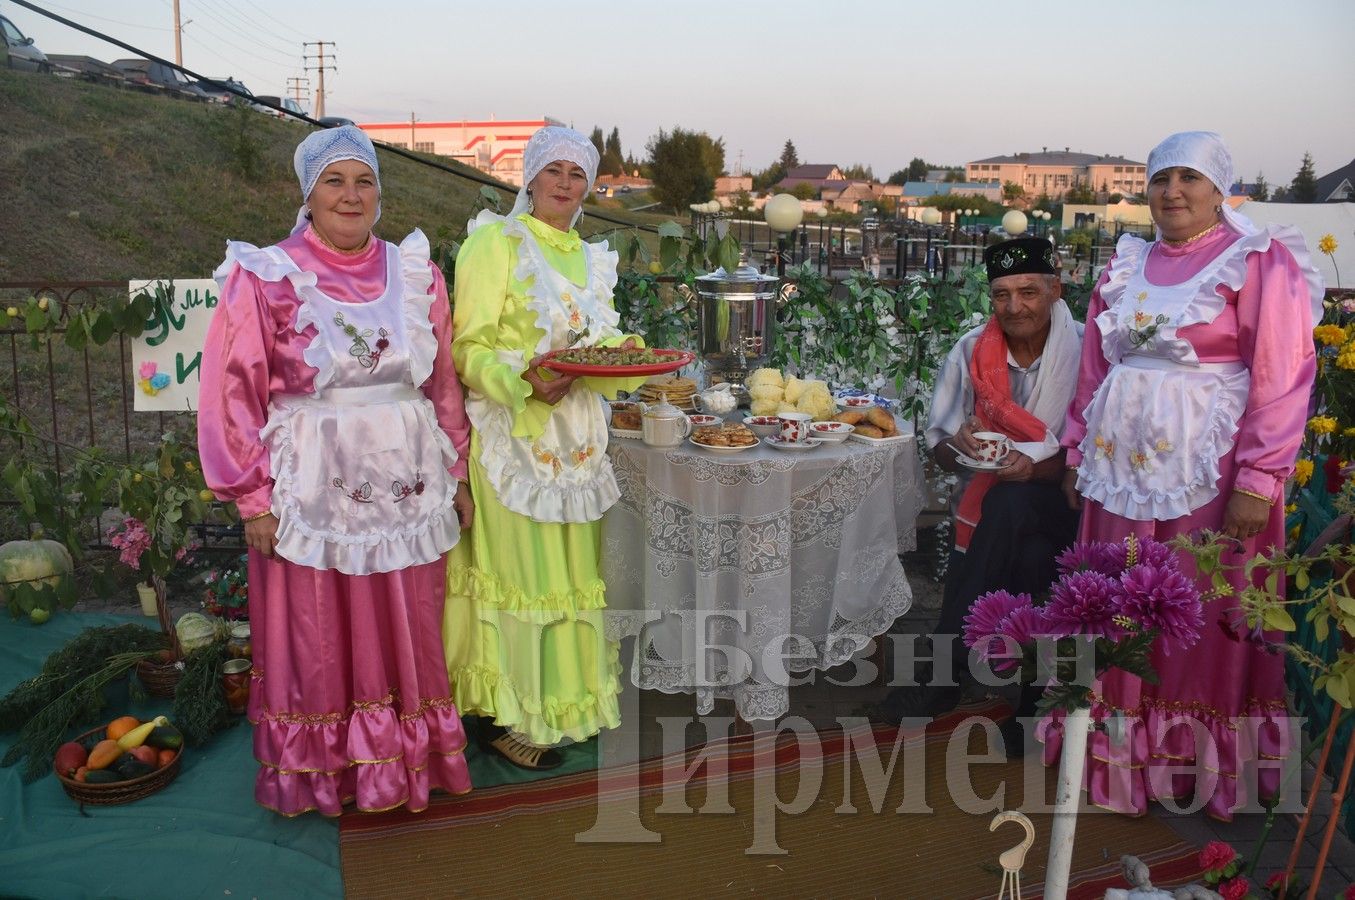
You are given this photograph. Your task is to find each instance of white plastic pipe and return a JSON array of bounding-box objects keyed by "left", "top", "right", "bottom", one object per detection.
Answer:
[{"left": 1044, "top": 705, "right": 1091, "bottom": 900}]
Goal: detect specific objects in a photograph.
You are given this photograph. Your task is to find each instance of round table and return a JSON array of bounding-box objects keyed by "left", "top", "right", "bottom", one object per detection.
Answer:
[{"left": 601, "top": 431, "right": 924, "bottom": 720}]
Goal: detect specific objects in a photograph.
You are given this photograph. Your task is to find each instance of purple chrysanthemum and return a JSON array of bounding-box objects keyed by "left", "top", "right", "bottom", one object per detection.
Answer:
[
  {"left": 962, "top": 590, "right": 1031, "bottom": 650},
  {"left": 1055, "top": 543, "right": 1103, "bottom": 575},
  {"left": 1133, "top": 537, "right": 1177, "bottom": 571},
  {"left": 1044, "top": 571, "right": 1125, "bottom": 639},
  {"left": 1095, "top": 541, "right": 1129, "bottom": 576},
  {"left": 980, "top": 604, "right": 1049, "bottom": 673},
  {"left": 1117, "top": 563, "right": 1204, "bottom": 648}
]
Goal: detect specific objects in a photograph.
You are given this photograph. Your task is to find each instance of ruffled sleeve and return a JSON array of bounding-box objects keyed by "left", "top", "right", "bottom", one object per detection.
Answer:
[
  {"left": 451, "top": 222, "right": 533, "bottom": 419},
  {"left": 198, "top": 259, "right": 276, "bottom": 519},
  {"left": 1229, "top": 240, "right": 1317, "bottom": 501},
  {"left": 1062, "top": 263, "right": 1118, "bottom": 468}
]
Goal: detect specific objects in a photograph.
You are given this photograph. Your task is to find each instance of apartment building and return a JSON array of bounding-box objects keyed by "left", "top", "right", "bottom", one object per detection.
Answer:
[{"left": 967, "top": 149, "right": 1147, "bottom": 199}]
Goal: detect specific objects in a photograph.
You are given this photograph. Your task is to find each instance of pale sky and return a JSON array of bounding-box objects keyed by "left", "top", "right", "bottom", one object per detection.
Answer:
[{"left": 13, "top": 0, "right": 1355, "bottom": 187}]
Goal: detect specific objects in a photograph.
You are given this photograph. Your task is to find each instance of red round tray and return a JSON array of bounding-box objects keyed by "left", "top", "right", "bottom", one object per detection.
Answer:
[{"left": 539, "top": 348, "right": 695, "bottom": 377}]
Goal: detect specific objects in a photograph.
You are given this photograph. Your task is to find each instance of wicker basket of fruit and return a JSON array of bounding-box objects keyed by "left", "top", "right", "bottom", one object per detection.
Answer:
[{"left": 53, "top": 714, "right": 184, "bottom": 805}]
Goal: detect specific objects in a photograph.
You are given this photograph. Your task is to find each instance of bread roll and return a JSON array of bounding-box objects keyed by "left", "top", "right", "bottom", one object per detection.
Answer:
[
  {"left": 836, "top": 410, "right": 867, "bottom": 425},
  {"left": 854, "top": 425, "right": 885, "bottom": 439},
  {"left": 865, "top": 406, "right": 895, "bottom": 433}
]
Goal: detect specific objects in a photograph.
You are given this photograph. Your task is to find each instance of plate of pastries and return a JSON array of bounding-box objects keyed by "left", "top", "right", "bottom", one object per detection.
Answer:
[
  {"left": 689, "top": 422, "right": 760, "bottom": 453},
  {"left": 834, "top": 406, "right": 912, "bottom": 443}
]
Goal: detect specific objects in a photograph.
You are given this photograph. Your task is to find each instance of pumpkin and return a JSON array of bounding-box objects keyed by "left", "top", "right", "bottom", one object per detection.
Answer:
[
  {"left": 174, "top": 612, "right": 218, "bottom": 652},
  {"left": 0, "top": 539, "right": 74, "bottom": 604}
]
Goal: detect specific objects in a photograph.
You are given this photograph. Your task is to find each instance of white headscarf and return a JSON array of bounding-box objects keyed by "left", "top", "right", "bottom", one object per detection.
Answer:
[
  {"left": 1145, "top": 130, "right": 1255, "bottom": 238},
  {"left": 1146, "top": 130, "right": 1326, "bottom": 322},
  {"left": 508, "top": 125, "right": 600, "bottom": 229},
  {"left": 291, "top": 125, "right": 382, "bottom": 234}
]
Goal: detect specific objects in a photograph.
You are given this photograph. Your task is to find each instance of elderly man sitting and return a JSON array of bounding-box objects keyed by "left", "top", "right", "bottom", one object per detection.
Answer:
[{"left": 881, "top": 237, "right": 1083, "bottom": 753}]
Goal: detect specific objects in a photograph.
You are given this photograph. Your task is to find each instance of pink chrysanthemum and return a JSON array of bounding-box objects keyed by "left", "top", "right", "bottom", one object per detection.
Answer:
[
  {"left": 1133, "top": 537, "right": 1177, "bottom": 571},
  {"left": 1117, "top": 563, "right": 1204, "bottom": 648},
  {"left": 981, "top": 604, "right": 1048, "bottom": 673},
  {"left": 1044, "top": 571, "right": 1124, "bottom": 639},
  {"left": 1055, "top": 543, "right": 1103, "bottom": 575},
  {"left": 962, "top": 590, "right": 1031, "bottom": 650}
]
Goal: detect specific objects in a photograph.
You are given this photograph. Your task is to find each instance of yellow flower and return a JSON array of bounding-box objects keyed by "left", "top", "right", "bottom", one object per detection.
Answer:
[
  {"left": 1308, "top": 416, "right": 1339, "bottom": 435},
  {"left": 1285, "top": 503, "right": 1298, "bottom": 515},
  {"left": 1314, "top": 324, "right": 1348, "bottom": 346},
  {"left": 1318, "top": 233, "right": 1338, "bottom": 256},
  {"left": 1338, "top": 347, "right": 1355, "bottom": 370},
  {"left": 1295, "top": 458, "right": 1314, "bottom": 485},
  {"left": 1344, "top": 427, "right": 1355, "bottom": 438}
]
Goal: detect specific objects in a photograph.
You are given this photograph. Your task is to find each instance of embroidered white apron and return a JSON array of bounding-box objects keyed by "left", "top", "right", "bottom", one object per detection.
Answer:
[
  {"left": 464, "top": 217, "right": 621, "bottom": 524},
  {"left": 1075, "top": 238, "right": 1251, "bottom": 521},
  {"left": 221, "top": 235, "right": 462, "bottom": 575}
]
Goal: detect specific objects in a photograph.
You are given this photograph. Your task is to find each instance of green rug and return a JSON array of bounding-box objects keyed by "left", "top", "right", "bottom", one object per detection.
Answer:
[{"left": 0, "top": 611, "right": 596, "bottom": 899}]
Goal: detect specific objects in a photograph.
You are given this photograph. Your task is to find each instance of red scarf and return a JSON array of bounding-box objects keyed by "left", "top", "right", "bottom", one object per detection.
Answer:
[{"left": 954, "top": 317, "right": 1050, "bottom": 551}]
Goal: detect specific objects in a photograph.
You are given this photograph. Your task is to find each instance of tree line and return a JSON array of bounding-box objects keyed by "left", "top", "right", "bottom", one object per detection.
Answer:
[{"left": 589, "top": 124, "right": 1333, "bottom": 212}]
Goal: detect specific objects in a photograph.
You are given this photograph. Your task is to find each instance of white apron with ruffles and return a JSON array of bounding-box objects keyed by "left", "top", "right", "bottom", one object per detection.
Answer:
[
  {"left": 1075, "top": 234, "right": 1254, "bottom": 521},
  {"left": 463, "top": 213, "right": 622, "bottom": 524},
  {"left": 214, "top": 231, "right": 461, "bottom": 574}
]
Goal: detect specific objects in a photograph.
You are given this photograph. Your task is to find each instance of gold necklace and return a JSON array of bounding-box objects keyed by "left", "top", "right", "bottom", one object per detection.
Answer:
[
  {"left": 311, "top": 225, "right": 371, "bottom": 255},
  {"left": 1161, "top": 221, "right": 1221, "bottom": 247}
]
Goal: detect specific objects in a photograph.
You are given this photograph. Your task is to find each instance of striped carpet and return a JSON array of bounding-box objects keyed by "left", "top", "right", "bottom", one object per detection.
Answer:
[{"left": 340, "top": 703, "right": 1203, "bottom": 899}]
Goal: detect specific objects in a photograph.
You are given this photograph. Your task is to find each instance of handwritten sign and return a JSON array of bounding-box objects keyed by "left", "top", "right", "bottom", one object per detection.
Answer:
[{"left": 127, "top": 279, "right": 219, "bottom": 411}]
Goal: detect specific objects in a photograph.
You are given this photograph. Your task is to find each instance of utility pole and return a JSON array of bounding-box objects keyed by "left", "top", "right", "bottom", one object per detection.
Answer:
[
  {"left": 410, "top": 112, "right": 416, "bottom": 150},
  {"left": 287, "top": 76, "right": 310, "bottom": 112},
  {"left": 302, "top": 42, "right": 336, "bottom": 119},
  {"left": 172, "top": 0, "right": 183, "bottom": 65}
]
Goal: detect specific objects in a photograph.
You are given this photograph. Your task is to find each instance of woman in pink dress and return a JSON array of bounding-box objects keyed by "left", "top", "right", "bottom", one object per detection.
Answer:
[
  {"left": 1046, "top": 131, "right": 1323, "bottom": 820},
  {"left": 199, "top": 126, "right": 475, "bottom": 816}
]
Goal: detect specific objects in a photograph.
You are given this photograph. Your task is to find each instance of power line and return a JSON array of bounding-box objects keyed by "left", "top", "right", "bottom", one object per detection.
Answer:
[
  {"left": 236, "top": 0, "right": 309, "bottom": 43},
  {"left": 186, "top": 0, "right": 299, "bottom": 62},
  {"left": 4, "top": 0, "right": 656, "bottom": 234},
  {"left": 28, "top": 1, "right": 170, "bottom": 31},
  {"left": 181, "top": 0, "right": 298, "bottom": 66}
]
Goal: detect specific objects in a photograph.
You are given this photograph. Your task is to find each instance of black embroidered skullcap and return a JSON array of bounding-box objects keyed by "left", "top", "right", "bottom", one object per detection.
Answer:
[{"left": 984, "top": 237, "right": 1058, "bottom": 282}]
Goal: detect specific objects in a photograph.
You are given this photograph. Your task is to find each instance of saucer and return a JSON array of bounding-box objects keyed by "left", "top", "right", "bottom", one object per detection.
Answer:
[
  {"left": 764, "top": 436, "right": 823, "bottom": 451},
  {"left": 954, "top": 451, "right": 1012, "bottom": 472}
]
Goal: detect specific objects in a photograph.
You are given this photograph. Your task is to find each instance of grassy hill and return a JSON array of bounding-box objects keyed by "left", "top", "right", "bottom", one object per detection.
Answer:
[{"left": 0, "top": 68, "right": 664, "bottom": 281}]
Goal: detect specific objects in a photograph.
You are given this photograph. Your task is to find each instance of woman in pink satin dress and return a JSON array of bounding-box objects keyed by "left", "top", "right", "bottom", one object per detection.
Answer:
[
  {"left": 199, "top": 126, "right": 475, "bottom": 816},
  {"left": 1045, "top": 131, "right": 1323, "bottom": 821}
]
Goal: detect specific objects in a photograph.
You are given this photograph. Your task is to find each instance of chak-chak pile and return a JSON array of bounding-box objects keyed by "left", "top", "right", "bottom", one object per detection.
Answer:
[{"left": 744, "top": 368, "right": 837, "bottom": 421}]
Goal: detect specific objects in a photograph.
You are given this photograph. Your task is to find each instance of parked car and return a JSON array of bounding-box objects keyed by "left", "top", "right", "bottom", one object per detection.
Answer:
[
  {"left": 318, "top": 116, "right": 355, "bottom": 127},
  {"left": 111, "top": 58, "right": 211, "bottom": 99},
  {"left": 196, "top": 76, "right": 253, "bottom": 105},
  {"left": 253, "top": 95, "right": 305, "bottom": 119},
  {"left": 2, "top": 15, "right": 50, "bottom": 73}
]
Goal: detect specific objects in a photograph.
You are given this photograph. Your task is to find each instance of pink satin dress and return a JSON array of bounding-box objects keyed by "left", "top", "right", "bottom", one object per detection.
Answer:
[
  {"left": 1042, "top": 224, "right": 1316, "bottom": 821},
  {"left": 199, "top": 226, "right": 473, "bottom": 816}
]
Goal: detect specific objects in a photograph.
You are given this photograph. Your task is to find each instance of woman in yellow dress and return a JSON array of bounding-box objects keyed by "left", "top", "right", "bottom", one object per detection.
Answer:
[{"left": 444, "top": 126, "right": 644, "bottom": 769}]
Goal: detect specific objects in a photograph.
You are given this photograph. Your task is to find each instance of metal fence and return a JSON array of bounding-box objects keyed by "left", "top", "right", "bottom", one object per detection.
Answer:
[
  {"left": 691, "top": 213, "right": 1117, "bottom": 282},
  {"left": 0, "top": 280, "right": 213, "bottom": 546}
]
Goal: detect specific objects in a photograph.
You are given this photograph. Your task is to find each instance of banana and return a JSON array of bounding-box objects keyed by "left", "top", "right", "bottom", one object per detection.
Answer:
[{"left": 116, "top": 715, "right": 169, "bottom": 751}]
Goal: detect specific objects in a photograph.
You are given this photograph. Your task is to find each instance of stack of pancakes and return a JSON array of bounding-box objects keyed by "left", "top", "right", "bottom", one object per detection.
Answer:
[{"left": 636, "top": 375, "right": 697, "bottom": 411}]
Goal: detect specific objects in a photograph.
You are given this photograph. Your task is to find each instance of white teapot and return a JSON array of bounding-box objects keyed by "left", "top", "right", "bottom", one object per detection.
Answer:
[
  {"left": 692, "top": 382, "right": 737, "bottom": 415},
  {"left": 641, "top": 394, "right": 691, "bottom": 448}
]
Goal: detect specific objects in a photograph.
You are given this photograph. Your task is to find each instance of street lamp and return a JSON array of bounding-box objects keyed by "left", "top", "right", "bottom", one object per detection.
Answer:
[
  {"left": 920, "top": 206, "right": 943, "bottom": 276},
  {"left": 1001, "top": 209, "right": 1028, "bottom": 237},
  {"left": 764, "top": 193, "right": 804, "bottom": 278}
]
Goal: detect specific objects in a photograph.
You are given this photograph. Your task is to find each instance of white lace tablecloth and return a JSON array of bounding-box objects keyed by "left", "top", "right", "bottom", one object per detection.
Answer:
[{"left": 601, "top": 435, "right": 923, "bottom": 720}]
